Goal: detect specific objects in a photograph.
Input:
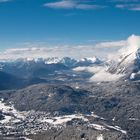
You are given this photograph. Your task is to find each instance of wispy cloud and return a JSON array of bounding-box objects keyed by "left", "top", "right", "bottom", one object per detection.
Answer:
[
  {"left": 116, "top": 4, "right": 140, "bottom": 11},
  {"left": 0, "top": 45, "right": 106, "bottom": 60},
  {"left": 43, "top": 0, "right": 106, "bottom": 10},
  {"left": 44, "top": 1, "right": 75, "bottom": 9},
  {"left": 0, "top": 0, "right": 11, "bottom": 3},
  {"left": 109, "top": 0, "right": 140, "bottom": 11},
  {"left": 95, "top": 40, "right": 126, "bottom": 48},
  {"left": 110, "top": 0, "right": 140, "bottom": 2},
  {"left": 43, "top": 0, "right": 140, "bottom": 11},
  {"left": 1, "top": 0, "right": 140, "bottom": 12}
]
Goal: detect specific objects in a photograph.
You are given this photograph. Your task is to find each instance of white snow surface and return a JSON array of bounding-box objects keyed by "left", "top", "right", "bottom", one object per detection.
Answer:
[
  {"left": 97, "top": 134, "right": 104, "bottom": 140},
  {"left": 87, "top": 112, "right": 105, "bottom": 120},
  {"left": 89, "top": 124, "right": 107, "bottom": 131},
  {"left": 40, "top": 114, "right": 88, "bottom": 125},
  {"left": 80, "top": 57, "right": 98, "bottom": 63},
  {"left": 0, "top": 100, "right": 26, "bottom": 124},
  {"left": 130, "top": 73, "right": 136, "bottom": 80},
  {"left": 90, "top": 70, "right": 123, "bottom": 82},
  {"left": 105, "top": 124, "right": 127, "bottom": 134},
  {"left": 0, "top": 99, "right": 127, "bottom": 135},
  {"left": 0, "top": 116, "right": 11, "bottom": 124},
  {"left": 74, "top": 65, "right": 123, "bottom": 81}
]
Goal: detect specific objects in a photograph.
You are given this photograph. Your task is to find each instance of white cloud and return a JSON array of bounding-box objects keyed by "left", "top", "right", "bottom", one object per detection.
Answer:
[
  {"left": 0, "top": 45, "right": 104, "bottom": 60},
  {"left": 116, "top": 4, "right": 140, "bottom": 11},
  {"left": 43, "top": 0, "right": 105, "bottom": 10},
  {"left": 0, "top": 34, "right": 139, "bottom": 61},
  {"left": 76, "top": 4, "right": 106, "bottom": 10},
  {"left": 0, "top": 0, "right": 11, "bottom": 3},
  {"left": 90, "top": 70, "right": 123, "bottom": 81},
  {"left": 73, "top": 66, "right": 104, "bottom": 73},
  {"left": 119, "top": 34, "right": 140, "bottom": 55},
  {"left": 73, "top": 65, "right": 123, "bottom": 81},
  {"left": 116, "top": 34, "right": 140, "bottom": 65},
  {"left": 95, "top": 40, "right": 126, "bottom": 48},
  {"left": 44, "top": 1, "right": 76, "bottom": 9},
  {"left": 111, "top": 0, "right": 139, "bottom": 2}
]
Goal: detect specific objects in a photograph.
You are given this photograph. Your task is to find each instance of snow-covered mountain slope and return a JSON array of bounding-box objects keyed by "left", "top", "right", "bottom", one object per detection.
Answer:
[
  {"left": 0, "top": 56, "right": 102, "bottom": 70},
  {"left": 0, "top": 57, "right": 101, "bottom": 66},
  {"left": 74, "top": 35, "right": 140, "bottom": 82},
  {"left": 107, "top": 35, "right": 140, "bottom": 81}
]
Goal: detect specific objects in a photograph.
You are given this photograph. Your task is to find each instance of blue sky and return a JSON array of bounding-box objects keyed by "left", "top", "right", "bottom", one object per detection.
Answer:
[{"left": 0, "top": 0, "right": 140, "bottom": 49}]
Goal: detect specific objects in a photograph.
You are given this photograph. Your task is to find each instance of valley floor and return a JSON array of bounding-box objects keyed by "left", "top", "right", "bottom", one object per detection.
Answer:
[{"left": 0, "top": 81, "right": 140, "bottom": 140}]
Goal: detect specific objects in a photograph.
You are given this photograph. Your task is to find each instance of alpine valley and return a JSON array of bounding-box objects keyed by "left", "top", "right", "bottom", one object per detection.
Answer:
[{"left": 0, "top": 35, "right": 140, "bottom": 140}]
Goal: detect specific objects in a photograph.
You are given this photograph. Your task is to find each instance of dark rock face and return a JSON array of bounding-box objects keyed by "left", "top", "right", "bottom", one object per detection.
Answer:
[{"left": 0, "top": 111, "right": 4, "bottom": 121}]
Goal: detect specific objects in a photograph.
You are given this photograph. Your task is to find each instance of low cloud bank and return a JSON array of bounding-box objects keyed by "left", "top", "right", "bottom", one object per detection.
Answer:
[{"left": 0, "top": 35, "right": 135, "bottom": 61}]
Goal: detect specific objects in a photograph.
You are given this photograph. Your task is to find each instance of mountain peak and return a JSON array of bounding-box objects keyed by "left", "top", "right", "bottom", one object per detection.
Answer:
[{"left": 106, "top": 35, "right": 140, "bottom": 80}]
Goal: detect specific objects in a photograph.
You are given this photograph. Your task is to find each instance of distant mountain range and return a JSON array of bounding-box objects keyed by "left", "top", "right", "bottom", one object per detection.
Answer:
[
  {"left": 0, "top": 56, "right": 102, "bottom": 67},
  {"left": 1, "top": 47, "right": 140, "bottom": 90},
  {"left": 0, "top": 56, "right": 102, "bottom": 90}
]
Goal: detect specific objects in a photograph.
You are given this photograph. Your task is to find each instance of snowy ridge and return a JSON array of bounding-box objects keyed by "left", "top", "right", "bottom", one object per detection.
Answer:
[
  {"left": 97, "top": 134, "right": 104, "bottom": 140},
  {"left": 107, "top": 35, "right": 140, "bottom": 80},
  {"left": 74, "top": 35, "right": 140, "bottom": 81},
  {"left": 0, "top": 56, "right": 100, "bottom": 64},
  {"left": 0, "top": 56, "right": 102, "bottom": 69}
]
